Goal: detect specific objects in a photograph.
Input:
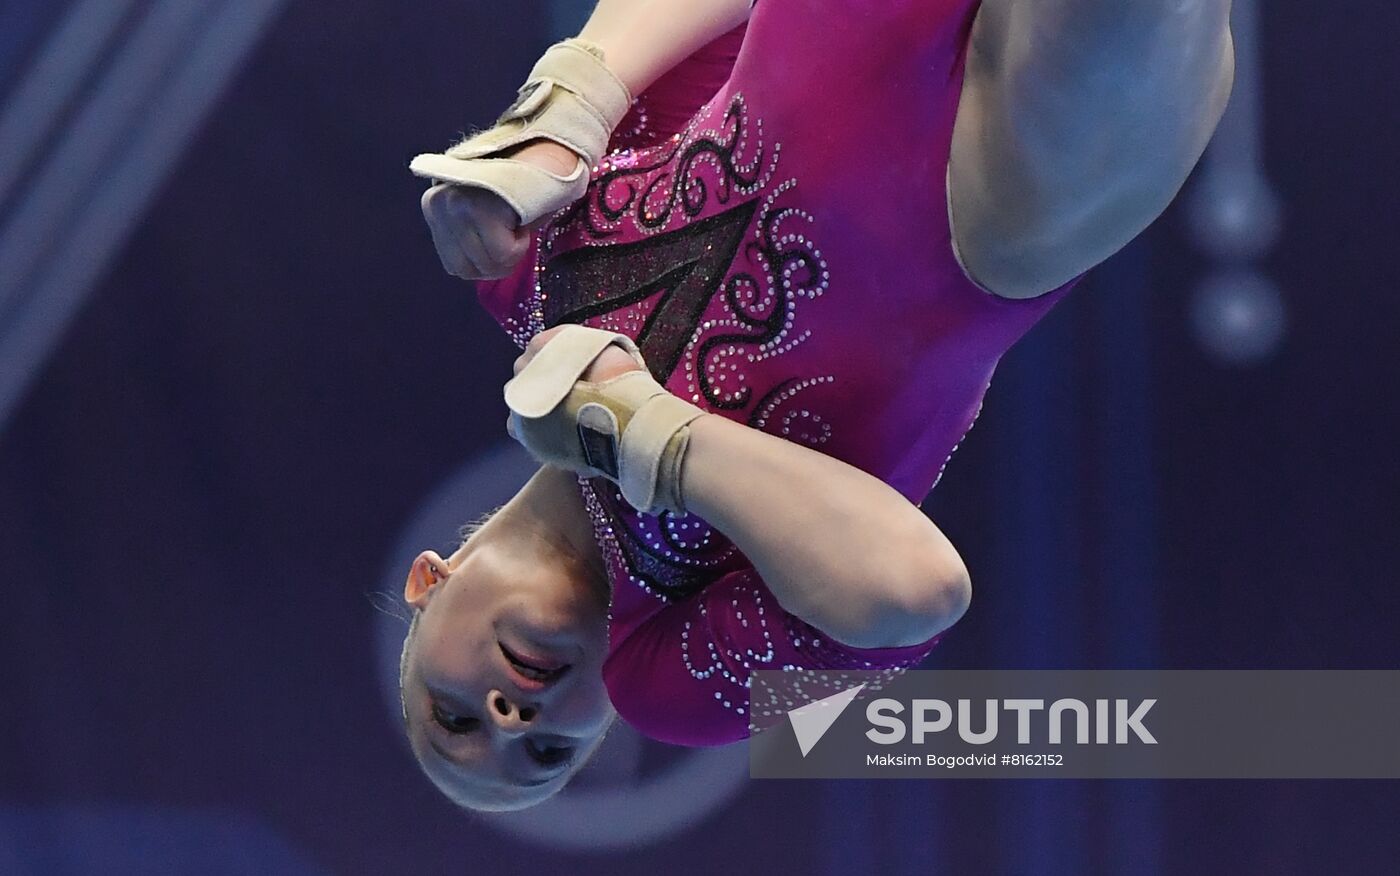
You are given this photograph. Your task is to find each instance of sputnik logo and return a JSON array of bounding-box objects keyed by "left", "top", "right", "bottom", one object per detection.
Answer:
[{"left": 786, "top": 684, "right": 866, "bottom": 757}]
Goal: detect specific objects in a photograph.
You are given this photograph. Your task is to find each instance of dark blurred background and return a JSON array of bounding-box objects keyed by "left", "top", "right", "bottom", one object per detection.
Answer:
[{"left": 0, "top": 1, "right": 1396, "bottom": 873}]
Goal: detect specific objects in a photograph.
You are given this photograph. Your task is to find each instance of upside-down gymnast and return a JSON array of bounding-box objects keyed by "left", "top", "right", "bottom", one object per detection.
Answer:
[{"left": 399, "top": 0, "right": 1234, "bottom": 810}]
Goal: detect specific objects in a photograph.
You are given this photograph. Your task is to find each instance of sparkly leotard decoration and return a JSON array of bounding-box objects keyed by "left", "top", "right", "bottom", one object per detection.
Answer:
[{"left": 476, "top": 1, "right": 1086, "bottom": 746}]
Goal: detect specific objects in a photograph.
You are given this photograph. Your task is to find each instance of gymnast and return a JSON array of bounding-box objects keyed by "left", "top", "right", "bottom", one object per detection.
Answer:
[{"left": 400, "top": 0, "right": 1235, "bottom": 810}]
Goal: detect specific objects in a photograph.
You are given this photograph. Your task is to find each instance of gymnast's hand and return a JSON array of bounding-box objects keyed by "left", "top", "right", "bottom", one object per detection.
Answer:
[
  {"left": 504, "top": 325, "right": 699, "bottom": 515},
  {"left": 509, "top": 325, "right": 642, "bottom": 393},
  {"left": 504, "top": 324, "right": 648, "bottom": 464},
  {"left": 419, "top": 141, "right": 581, "bottom": 281},
  {"left": 419, "top": 183, "right": 529, "bottom": 280}
]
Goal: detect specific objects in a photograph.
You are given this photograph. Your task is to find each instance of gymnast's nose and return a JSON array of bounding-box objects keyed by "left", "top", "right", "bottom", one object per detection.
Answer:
[{"left": 487, "top": 689, "right": 537, "bottom": 737}]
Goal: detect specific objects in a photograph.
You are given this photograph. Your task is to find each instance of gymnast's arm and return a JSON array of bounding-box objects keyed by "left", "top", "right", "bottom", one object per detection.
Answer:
[
  {"left": 522, "top": 340, "right": 971, "bottom": 652},
  {"left": 489, "top": 313, "right": 968, "bottom": 646},
  {"left": 677, "top": 413, "right": 972, "bottom": 650}
]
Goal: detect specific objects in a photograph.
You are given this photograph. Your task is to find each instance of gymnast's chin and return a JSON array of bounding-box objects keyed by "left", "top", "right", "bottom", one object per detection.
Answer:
[{"left": 395, "top": 490, "right": 617, "bottom": 812}]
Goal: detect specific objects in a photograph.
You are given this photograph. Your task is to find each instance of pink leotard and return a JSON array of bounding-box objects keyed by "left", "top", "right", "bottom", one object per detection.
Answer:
[{"left": 476, "top": 0, "right": 1086, "bottom": 746}]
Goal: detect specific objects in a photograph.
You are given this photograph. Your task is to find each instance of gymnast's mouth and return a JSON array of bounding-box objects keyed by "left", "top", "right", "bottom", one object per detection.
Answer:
[{"left": 499, "top": 641, "right": 570, "bottom": 684}]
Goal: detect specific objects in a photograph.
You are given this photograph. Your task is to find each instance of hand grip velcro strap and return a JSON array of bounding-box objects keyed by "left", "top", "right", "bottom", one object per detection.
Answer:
[
  {"left": 502, "top": 325, "right": 705, "bottom": 515},
  {"left": 441, "top": 38, "right": 630, "bottom": 166},
  {"left": 407, "top": 152, "right": 589, "bottom": 227},
  {"left": 619, "top": 392, "right": 706, "bottom": 514},
  {"left": 408, "top": 38, "right": 633, "bottom": 225},
  {"left": 503, "top": 40, "right": 633, "bottom": 138},
  {"left": 503, "top": 325, "right": 643, "bottom": 418}
]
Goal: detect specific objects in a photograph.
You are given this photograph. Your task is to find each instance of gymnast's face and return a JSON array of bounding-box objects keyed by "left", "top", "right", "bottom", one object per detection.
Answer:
[{"left": 400, "top": 537, "right": 614, "bottom": 811}]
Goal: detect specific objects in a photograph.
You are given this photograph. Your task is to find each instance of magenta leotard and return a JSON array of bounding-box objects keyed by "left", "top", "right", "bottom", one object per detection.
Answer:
[{"left": 476, "top": 0, "right": 1086, "bottom": 746}]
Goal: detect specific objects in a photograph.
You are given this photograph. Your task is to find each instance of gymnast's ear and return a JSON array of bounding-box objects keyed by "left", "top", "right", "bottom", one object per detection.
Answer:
[{"left": 404, "top": 550, "right": 450, "bottom": 608}]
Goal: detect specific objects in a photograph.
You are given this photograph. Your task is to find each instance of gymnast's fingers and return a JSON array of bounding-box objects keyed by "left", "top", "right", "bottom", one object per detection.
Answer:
[
  {"left": 437, "top": 187, "right": 497, "bottom": 280},
  {"left": 512, "top": 344, "right": 538, "bottom": 376},
  {"left": 431, "top": 185, "right": 523, "bottom": 279},
  {"left": 467, "top": 193, "right": 532, "bottom": 272},
  {"left": 512, "top": 325, "right": 570, "bottom": 376},
  {"left": 421, "top": 185, "right": 480, "bottom": 279},
  {"left": 458, "top": 219, "right": 500, "bottom": 279}
]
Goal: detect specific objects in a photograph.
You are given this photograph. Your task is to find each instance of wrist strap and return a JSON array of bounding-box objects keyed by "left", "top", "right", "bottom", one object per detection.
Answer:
[
  {"left": 502, "top": 325, "right": 704, "bottom": 515},
  {"left": 619, "top": 392, "right": 705, "bottom": 513},
  {"left": 503, "top": 326, "right": 645, "bottom": 418}
]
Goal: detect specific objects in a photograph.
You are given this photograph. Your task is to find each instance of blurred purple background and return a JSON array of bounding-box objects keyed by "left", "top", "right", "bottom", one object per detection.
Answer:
[{"left": 0, "top": 1, "right": 1396, "bottom": 873}]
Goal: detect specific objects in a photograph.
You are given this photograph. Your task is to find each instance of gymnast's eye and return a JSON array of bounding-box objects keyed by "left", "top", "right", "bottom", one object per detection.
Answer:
[
  {"left": 524, "top": 738, "right": 573, "bottom": 767},
  {"left": 431, "top": 701, "right": 481, "bottom": 734}
]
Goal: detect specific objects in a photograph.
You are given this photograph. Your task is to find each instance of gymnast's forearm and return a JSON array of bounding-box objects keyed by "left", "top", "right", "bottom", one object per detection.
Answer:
[
  {"left": 680, "top": 414, "right": 971, "bottom": 649},
  {"left": 576, "top": 0, "right": 753, "bottom": 96}
]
